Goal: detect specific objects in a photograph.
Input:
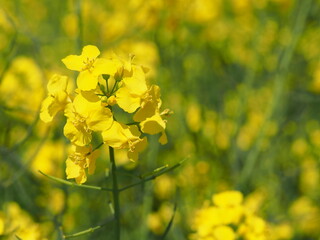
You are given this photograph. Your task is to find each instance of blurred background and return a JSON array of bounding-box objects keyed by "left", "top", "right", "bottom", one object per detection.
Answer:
[{"left": 1, "top": 0, "right": 320, "bottom": 239}]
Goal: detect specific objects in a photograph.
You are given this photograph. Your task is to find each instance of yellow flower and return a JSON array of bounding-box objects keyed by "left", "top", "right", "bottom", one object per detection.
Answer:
[
  {"left": 62, "top": 45, "right": 119, "bottom": 91},
  {"left": 238, "top": 214, "right": 268, "bottom": 240},
  {"left": 64, "top": 93, "right": 113, "bottom": 146},
  {"left": 194, "top": 206, "right": 223, "bottom": 236},
  {"left": 213, "top": 191, "right": 243, "bottom": 207},
  {"left": 116, "top": 64, "right": 149, "bottom": 113},
  {"left": 133, "top": 85, "right": 161, "bottom": 120},
  {"left": 66, "top": 144, "right": 99, "bottom": 184},
  {"left": 212, "top": 225, "right": 236, "bottom": 240},
  {"left": 133, "top": 85, "right": 169, "bottom": 144},
  {"left": 40, "top": 74, "right": 71, "bottom": 123},
  {"left": 212, "top": 191, "right": 244, "bottom": 225},
  {"left": 102, "top": 121, "right": 147, "bottom": 161},
  {"left": 1, "top": 202, "right": 48, "bottom": 240},
  {"left": 0, "top": 56, "right": 44, "bottom": 123}
]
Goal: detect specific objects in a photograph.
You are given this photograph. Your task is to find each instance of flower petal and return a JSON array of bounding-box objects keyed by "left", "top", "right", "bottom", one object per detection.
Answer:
[
  {"left": 66, "top": 158, "right": 81, "bottom": 179},
  {"left": 47, "top": 74, "right": 68, "bottom": 94},
  {"left": 87, "top": 150, "right": 99, "bottom": 175},
  {"left": 64, "top": 120, "right": 92, "bottom": 146},
  {"left": 88, "top": 106, "right": 113, "bottom": 132},
  {"left": 82, "top": 45, "right": 100, "bottom": 59},
  {"left": 122, "top": 65, "right": 148, "bottom": 95},
  {"left": 40, "top": 96, "right": 67, "bottom": 123},
  {"left": 62, "top": 55, "right": 84, "bottom": 71},
  {"left": 127, "top": 137, "right": 147, "bottom": 161},
  {"left": 94, "top": 58, "right": 120, "bottom": 76},
  {"left": 102, "top": 121, "right": 128, "bottom": 149},
  {"left": 116, "top": 87, "right": 141, "bottom": 113},
  {"left": 140, "top": 113, "right": 166, "bottom": 134},
  {"left": 77, "top": 71, "right": 98, "bottom": 91}
]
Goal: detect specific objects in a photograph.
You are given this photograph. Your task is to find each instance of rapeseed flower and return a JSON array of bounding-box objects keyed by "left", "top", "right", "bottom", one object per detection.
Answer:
[
  {"left": 191, "top": 190, "right": 269, "bottom": 240},
  {"left": 64, "top": 93, "right": 113, "bottom": 146},
  {"left": 40, "top": 44, "right": 169, "bottom": 183},
  {"left": 116, "top": 64, "right": 149, "bottom": 113},
  {"left": 40, "top": 74, "right": 71, "bottom": 123},
  {"left": 62, "top": 45, "right": 119, "bottom": 91},
  {"left": 102, "top": 121, "right": 147, "bottom": 161},
  {"left": 66, "top": 144, "right": 99, "bottom": 184}
]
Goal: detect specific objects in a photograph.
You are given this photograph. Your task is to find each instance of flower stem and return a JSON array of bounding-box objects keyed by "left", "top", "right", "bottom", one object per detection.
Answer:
[{"left": 109, "top": 146, "right": 120, "bottom": 240}]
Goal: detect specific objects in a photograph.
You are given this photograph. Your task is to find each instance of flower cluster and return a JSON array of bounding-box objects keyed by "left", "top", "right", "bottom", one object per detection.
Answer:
[
  {"left": 190, "top": 191, "right": 268, "bottom": 240},
  {"left": 40, "top": 45, "right": 169, "bottom": 184}
]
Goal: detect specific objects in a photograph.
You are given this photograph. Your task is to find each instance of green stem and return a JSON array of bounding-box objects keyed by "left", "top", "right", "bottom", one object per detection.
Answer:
[
  {"left": 119, "top": 160, "right": 185, "bottom": 192},
  {"left": 64, "top": 224, "right": 105, "bottom": 239},
  {"left": 39, "top": 171, "right": 113, "bottom": 191},
  {"left": 109, "top": 147, "right": 120, "bottom": 240}
]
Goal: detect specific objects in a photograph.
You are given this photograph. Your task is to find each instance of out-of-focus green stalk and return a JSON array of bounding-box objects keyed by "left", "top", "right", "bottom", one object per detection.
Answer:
[
  {"left": 238, "top": 0, "right": 313, "bottom": 187},
  {"left": 76, "top": 0, "right": 83, "bottom": 52}
]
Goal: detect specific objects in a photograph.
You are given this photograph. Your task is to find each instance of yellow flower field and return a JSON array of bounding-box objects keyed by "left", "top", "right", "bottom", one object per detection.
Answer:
[{"left": 1, "top": 0, "right": 320, "bottom": 239}]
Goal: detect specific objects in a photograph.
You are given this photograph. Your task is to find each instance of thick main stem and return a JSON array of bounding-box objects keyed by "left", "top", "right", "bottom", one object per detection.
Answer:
[{"left": 109, "top": 146, "right": 120, "bottom": 240}]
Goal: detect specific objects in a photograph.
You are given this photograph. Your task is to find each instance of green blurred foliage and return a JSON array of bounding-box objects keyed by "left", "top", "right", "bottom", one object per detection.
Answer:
[{"left": 1, "top": 0, "right": 320, "bottom": 239}]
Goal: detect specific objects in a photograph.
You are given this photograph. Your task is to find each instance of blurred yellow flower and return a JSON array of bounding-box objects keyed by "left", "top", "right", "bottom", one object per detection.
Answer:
[
  {"left": 186, "top": 102, "right": 202, "bottom": 132},
  {"left": 289, "top": 196, "right": 320, "bottom": 236},
  {"left": 191, "top": 190, "right": 270, "bottom": 240},
  {"left": 1, "top": 202, "right": 49, "bottom": 240},
  {"left": 212, "top": 225, "right": 236, "bottom": 240},
  {"left": 213, "top": 191, "right": 243, "bottom": 207},
  {"left": 0, "top": 56, "right": 44, "bottom": 123}
]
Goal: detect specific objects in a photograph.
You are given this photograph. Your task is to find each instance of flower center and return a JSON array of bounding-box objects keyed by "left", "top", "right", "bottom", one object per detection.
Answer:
[
  {"left": 82, "top": 57, "right": 96, "bottom": 72},
  {"left": 72, "top": 113, "right": 91, "bottom": 133}
]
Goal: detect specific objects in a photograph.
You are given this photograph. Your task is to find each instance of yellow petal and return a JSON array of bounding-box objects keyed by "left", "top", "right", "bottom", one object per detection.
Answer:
[
  {"left": 80, "top": 90, "right": 100, "bottom": 102},
  {"left": 66, "top": 158, "right": 81, "bottom": 179},
  {"left": 77, "top": 70, "right": 98, "bottom": 91},
  {"left": 213, "top": 191, "right": 243, "bottom": 207},
  {"left": 82, "top": 45, "right": 100, "bottom": 59},
  {"left": 47, "top": 74, "right": 68, "bottom": 94},
  {"left": 40, "top": 97, "right": 56, "bottom": 123},
  {"left": 122, "top": 65, "right": 148, "bottom": 95},
  {"left": 75, "top": 172, "right": 87, "bottom": 184},
  {"left": 133, "top": 85, "right": 161, "bottom": 122},
  {"left": 133, "top": 101, "right": 156, "bottom": 122},
  {"left": 94, "top": 58, "right": 120, "bottom": 76},
  {"left": 88, "top": 106, "right": 113, "bottom": 132},
  {"left": 62, "top": 54, "right": 84, "bottom": 71},
  {"left": 116, "top": 87, "right": 141, "bottom": 113},
  {"left": 212, "top": 225, "right": 236, "bottom": 240},
  {"left": 40, "top": 96, "right": 66, "bottom": 123},
  {"left": 63, "top": 120, "right": 92, "bottom": 146},
  {"left": 102, "top": 121, "right": 128, "bottom": 149},
  {"left": 72, "top": 94, "right": 92, "bottom": 118},
  {"left": 140, "top": 114, "right": 166, "bottom": 134},
  {"left": 127, "top": 137, "right": 148, "bottom": 161},
  {"left": 87, "top": 150, "right": 99, "bottom": 175}
]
